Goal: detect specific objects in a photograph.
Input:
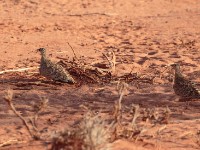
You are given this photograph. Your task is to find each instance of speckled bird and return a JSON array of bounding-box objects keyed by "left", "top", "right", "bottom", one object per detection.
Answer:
[
  {"left": 171, "top": 63, "right": 200, "bottom": 99},
  {"left": 37, "top": 48, "right": 75, "bottom": 84}
]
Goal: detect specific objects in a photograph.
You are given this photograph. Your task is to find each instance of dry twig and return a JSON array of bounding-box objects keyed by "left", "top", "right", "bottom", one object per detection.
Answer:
[
  {"left": 0, "top": 139, "right": 20, "bottom": 147},
  {"left": 102, "top": 51, "right": 116, "bottom": 75},
  {"left": 31, "top": 96, "right": 48, "bottom": 131},
  {"left": 112, "top": 81, "right": 129, "bottom": 140},
  {"left": 3, "top": 88, "right": 40, "bottom": 139},
  {"left": 67, "top": 42, "right": 78, "bottom": 60},
  {"left": 115, "top": 81, "right": 128, "bottom": 124},
  {"left": 131, "top": 104, "right": 140, "bottom": 128},
  {"left": 0, "top": 67, "right": 39, "bottom": 75}
]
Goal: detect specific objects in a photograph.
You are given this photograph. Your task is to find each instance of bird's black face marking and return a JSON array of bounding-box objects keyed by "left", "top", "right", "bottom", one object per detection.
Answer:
[{"left": 37, "top": 48, "right": 45, "bottom": 52}]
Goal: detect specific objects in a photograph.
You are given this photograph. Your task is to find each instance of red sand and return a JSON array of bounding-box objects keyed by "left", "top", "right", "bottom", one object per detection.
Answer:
[{"left": 0, "top": 0, "right": 200, "bottom": 149}]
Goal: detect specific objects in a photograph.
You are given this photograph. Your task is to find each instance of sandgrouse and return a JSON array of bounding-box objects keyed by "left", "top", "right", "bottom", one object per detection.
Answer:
[
  {"left": 37, "top": 48, "right": 75, "bottom": 84},
  {"left": 171, "top": 63, "right": 200, "bottom": 99}
]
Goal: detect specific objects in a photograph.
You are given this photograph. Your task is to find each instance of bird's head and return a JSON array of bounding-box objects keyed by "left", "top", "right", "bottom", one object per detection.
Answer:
[
  {"left": 170, "top": 63, "right": 183, "bottom": 77},
  {"left": 170, "top": 63, "right": 180, "bottom": 70},
  {"left": 37, "top": 48, "right": 46, "bottom": 56}
]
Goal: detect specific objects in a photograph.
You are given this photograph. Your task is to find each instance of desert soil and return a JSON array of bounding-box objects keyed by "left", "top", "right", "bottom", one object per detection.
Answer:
[{"left": 0, "top": 0, "right": 200, "bottom": 150}]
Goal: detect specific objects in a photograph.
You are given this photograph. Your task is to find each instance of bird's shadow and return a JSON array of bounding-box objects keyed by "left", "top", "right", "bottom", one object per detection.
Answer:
[
  {"left": 0, "top": 77, "right": 65, "bottom": 87},
  {"left": 178, "top": 97, "right": 200, "bottom": 102}
]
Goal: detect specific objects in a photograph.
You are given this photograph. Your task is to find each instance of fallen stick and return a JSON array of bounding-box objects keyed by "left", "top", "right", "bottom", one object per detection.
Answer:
[
  {"left": 65, "top": 12, "right": 118, "bottom": 17},
  {"left": 0, "top": 67, "right": 39, "bottom": 75},
  {"left": 0, "top": 139, "right": 19, "bottom": 147}
]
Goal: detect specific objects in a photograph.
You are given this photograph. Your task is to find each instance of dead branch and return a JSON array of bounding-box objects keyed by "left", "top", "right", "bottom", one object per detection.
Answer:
[
  {"left": 57, "top": 51, "right": 155, "bottom": 85},
  {"left": 67, "top": 42, "right": 78, "bottom": 60},
  {"left": 0, "top": 139, "right": 19, "bottom": 147},
  {"left": 0, "top": 67, "right": 39, "bottom": 75},
  {"left": 84, "top": 65, "right": 110, "bottom": 74},
  {"left": 3, "top": 88, "right": 40, "bottom": 140},
  {"left": 70, "top": 66, "right": 100, "bottom": 83},
  {"left": 131, "top": 104, "right": 140, "bottom": 128},
  {"left": 116, "top": 81, "right": 128, "bottom": 120}
]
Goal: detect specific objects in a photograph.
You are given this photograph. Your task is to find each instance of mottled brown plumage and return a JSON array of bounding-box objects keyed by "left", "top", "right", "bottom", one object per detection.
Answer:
[
  {"left": 38, "top": 48, "right": 75, "bottom": 84},
  {"left": 171, "top": 63, "right": 200, "bottom": 99}
]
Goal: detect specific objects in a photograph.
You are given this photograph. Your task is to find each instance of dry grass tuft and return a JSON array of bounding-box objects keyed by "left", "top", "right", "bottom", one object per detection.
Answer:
[
  {"left": 80, "top": 112, "right": 111, "bottom": 150},
  {"left": 51, "top": 112, "right": 111, "bottom": 150},
  {"left": 119, "top": 104, "right": 145, "bottom": 141},
  {"left": 51, "top": 130, "right": 87, "bottom": 150},
  {"left": 111, "top": 81, "right": 146, "bottom": 141}
]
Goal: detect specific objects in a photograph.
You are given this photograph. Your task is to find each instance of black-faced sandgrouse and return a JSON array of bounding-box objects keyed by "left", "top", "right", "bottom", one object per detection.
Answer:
[
  {"left": 171, "top": 63, "right": 200, "bottom": 99},
  {"left": 37, "top": 48, "right": 75, "bottom": 84}
]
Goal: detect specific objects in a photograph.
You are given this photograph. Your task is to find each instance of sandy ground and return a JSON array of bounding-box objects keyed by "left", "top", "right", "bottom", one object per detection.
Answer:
[{"left": 0, "top": 0, "right": 200, "bottom": 149}]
